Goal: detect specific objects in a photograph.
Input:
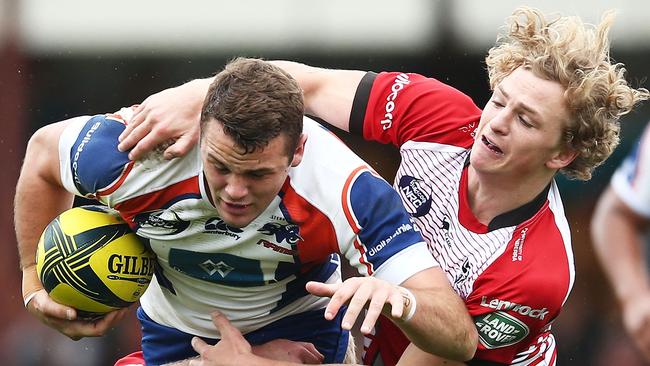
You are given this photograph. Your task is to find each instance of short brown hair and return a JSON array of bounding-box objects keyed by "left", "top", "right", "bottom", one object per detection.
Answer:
[
  {"left": 486, "top": 7, "right": 649, "bottom": 180},
  {"left": 201, "top": 57, "right": 304, "bottom": 158}
]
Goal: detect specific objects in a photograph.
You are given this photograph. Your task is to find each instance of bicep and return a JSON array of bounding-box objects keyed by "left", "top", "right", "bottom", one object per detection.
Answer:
[
  {"left": 400, "top": 266, "right": 451, "bottom": 290},
  {"left": 24, "top": 121, "right": 70, "bottom": 186}
]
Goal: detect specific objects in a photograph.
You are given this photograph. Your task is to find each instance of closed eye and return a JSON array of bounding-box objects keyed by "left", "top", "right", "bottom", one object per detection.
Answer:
[
  {"left": 518, "top": 115, "right": 533, "bottom": 128},
  {"left": 491, "top": 100, "right": 505, "bottom": 108}
]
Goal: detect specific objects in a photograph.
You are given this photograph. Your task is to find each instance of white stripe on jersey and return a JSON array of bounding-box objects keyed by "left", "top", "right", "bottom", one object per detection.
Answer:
[
  {"left": 396, "top": 140, "right": 516, "bottom": 298},
  {"left": 511, "top": 333, "right": 556, "bottom": 366},
  {"left": 547, "top": 180, "right": 575, "bottom": 305}
]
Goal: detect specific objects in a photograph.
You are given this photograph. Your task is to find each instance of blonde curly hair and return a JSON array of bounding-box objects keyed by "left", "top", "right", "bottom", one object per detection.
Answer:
[{"left": 486, "top": 7, "right": 649, "bottom": 180}]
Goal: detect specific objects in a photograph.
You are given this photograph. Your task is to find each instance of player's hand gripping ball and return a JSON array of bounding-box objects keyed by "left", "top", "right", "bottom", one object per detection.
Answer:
[{"left": 36, "top": 205, "right": 155, "bottom": 319}]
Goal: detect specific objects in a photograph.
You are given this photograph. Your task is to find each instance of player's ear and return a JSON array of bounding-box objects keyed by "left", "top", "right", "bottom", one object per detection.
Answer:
[
  {"left": 290, "top": 134, "right": 307, "bottom": 167},
  {"left": 546, "top": 147, "right": 578, "bottom": 170}
]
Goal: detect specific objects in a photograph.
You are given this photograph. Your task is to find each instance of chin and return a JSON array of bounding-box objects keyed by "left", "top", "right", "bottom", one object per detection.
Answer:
[{"left": 224, "top": 218, "right": 252, "bottom": 229}]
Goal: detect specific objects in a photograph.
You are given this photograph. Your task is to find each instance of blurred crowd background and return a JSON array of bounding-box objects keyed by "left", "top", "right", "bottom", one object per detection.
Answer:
[{"left": 1, "top": 0, "right": 649, "bottom": 364}]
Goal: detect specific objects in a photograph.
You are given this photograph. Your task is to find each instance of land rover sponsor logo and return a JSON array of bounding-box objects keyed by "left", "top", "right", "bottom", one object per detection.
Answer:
[
  {"left": 474, "top": 311, "right": 529, "bottom": 349},
  {"left": 480, "top": 296, "right": 549, "bottom": 320}
]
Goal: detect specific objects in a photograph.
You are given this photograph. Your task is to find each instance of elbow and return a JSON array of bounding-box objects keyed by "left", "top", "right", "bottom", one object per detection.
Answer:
[
  {"left": 460, "top": 325, "right": 478, "bottom": 361},
  {"left": 443, "top": 317, "right": 478, "bottom": 362},
  {"left": 418, "top": 319, "right": 478, "bottom": 362}
]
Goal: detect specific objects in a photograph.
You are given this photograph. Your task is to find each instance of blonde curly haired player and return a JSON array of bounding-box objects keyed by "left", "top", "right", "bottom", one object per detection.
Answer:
[
  {"left": 116, "top": 6, "right": 649, "bottom": 366},
  {"left": 486, "top": 8, "right": 646, "bottom": 181}
]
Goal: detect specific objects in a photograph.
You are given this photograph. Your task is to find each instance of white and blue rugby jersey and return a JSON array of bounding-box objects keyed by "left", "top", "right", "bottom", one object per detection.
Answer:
[
  {"left": 612, "top": 124, "right": 650, "bottom": 218},
  {"left": 57, "top": 107, "right": 436, "bottom": 338}
]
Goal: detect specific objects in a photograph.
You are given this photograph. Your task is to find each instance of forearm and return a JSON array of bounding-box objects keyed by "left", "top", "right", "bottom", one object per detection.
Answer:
[
  {"left": 269, "top": 60, "right": 364, "bottom": 132},
  {"left": 592, "top": 188, "right": 650, "bottom": 304},
  {"left": 15, "top": 124, "right": 74, "bottom": 298},
  {"left": 394, "top": 285, "right": 476, "bottom": 361},
  {"left": 177, "top": 77, "right": 212, "bottom": 117},
  {"left": 390, "top": 268, "right": 477, "bottom": 361}
]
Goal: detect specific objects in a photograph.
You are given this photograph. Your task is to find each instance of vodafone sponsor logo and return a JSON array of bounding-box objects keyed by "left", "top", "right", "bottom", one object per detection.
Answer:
[
  {"left": 380, "top": 73, "right": 410, "bottom": 130},
  {"left": 480, "top": 296, "right": 549, "bottom": 320}
]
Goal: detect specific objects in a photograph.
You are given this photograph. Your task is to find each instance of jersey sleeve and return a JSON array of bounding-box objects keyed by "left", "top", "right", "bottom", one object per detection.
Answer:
[
  {"left": 349, "top": 71, "right": 482, "bottom": 148},
  {"left": 611, "top": 124, "right": 650, "bottom": 218},
  {"left": 59, "top": 110, "right": 133, "bottom": 200},
  {"left": 340, "top": 168, "right": 438, "bottom": 285}
]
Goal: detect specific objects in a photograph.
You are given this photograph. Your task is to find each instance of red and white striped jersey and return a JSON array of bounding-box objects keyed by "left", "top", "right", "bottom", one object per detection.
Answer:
[
  {"left": 57, "top": 107, "right": 436, "bottom": 339},
  {"left": 611, "top": 123, "right": 650, "bottom": 218},
  {"left": 354, "top": 72, "right": 574, "bottom": 365}
]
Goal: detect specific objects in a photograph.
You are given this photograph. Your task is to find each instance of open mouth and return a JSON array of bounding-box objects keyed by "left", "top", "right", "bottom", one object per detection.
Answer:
[
  {"left": 220, "top": 200, "right": 252, "bottom": 212},
  {"left": 224, "top": 201, "right": 250, "bottom": 209},
  {"left": 482, "top": 135, "right": 503, "bottom": 155}
]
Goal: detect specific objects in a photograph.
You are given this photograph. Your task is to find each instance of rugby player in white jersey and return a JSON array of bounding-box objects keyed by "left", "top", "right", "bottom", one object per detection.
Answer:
[
  {"left": 16, "top": 58, "right": 476, "bottom": 365},
  {"left": 115, "top": 7, "right": 649, "bottom": 366},
  {"left": 592, "top": 123, "right": 650, "bottom": 362}
]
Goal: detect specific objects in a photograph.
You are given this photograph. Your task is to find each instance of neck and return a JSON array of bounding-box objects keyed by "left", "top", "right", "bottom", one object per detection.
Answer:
[{"left": 466, "top": 166, "right": 554, "bottom": 225}]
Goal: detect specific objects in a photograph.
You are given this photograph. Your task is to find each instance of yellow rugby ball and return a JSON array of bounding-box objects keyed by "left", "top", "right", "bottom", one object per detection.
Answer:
[{"left": 36, "top": 205, "right": 155, "bottom": 319}]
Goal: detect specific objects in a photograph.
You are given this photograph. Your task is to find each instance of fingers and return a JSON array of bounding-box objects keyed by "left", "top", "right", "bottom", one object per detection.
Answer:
[
  {"left": 31, "top": 291, "right": 76, "bottom": 321},
  {"left": 120, "top": 123, "right": 157, "bottom": 160},
  {"left": 62, "top": 308, "right": 129, "bottom": 339},
  {"left": 118, "top": 104, "right": 148, "bottom": 148},
  {"left": 359, "top": 287, "right": 392, "bottom": 334},
  {"left": 164, "top": 129, "right": 197, "bottom": 160},
  {"left": 188, "top": 356, "right": 205, "bottom": 366},
  {"left": 306, "top": 281, "right": 340, "bottom": 298},
  {"left": 310, "top": 278, "right": 407, "bottom": 334},
  {"left": 339, "top": 281, "right": 373, "bottom": 330},
  {"left": 388, "top": 289, "right": 405, "bottom": 319},
  {"left": 211, "top": 310, "right": 242, "bottom": 341},
  {"left": 192, "top": 336, "right": 210, "bottom": 355},
  {"left": 299, "top": 342, "right": 325, "bottom": 364}
]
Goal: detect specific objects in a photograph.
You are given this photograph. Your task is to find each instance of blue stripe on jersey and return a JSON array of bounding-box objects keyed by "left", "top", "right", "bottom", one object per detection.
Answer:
[
  {"left": 138, "top": 305, "right": 349, "bottom": 364},
  {"left": 350, "top": 172, "right": 424, "bottom": 269},
  {"left": 69, "top": 114, "right": 129, "bottom": 196},
  {"left": 271, "top": 253, "right": 340, "bottom": 313},
  {"left": 168, "top": 249, "right": 300, "bottom": 287}
]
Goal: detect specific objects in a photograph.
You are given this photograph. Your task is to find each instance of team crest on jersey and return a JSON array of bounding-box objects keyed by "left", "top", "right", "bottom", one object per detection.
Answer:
[
  {"left": 397, "top": 175, "right": 432, "bottom": 217},
  {"left": 258, "top": 222, "right": 303, "bottom": 244},
  {"left": 204, "top": 218, "right": 243, "bottom": 240},
  {"left": 453, "top": 257, "right": 471, "bottom": 287},
  {"left": 474, "top": 311, "right": 529, "bottom": 349},
  {"left": 439, "top": 216, "right": 454, "bottom": 247},
  {"left": 133, "top": 210, "right": 190, "bottom": 235}
]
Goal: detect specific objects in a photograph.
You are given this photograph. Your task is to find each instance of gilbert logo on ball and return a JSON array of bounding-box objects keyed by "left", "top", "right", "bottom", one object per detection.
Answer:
[{"left": 36, "top": 205, "right": 155, "bottom": 319}]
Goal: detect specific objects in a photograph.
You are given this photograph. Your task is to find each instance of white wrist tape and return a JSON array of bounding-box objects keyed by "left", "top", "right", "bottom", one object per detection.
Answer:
[
  {"left": 398, "top": 287, "right": 417, "bottom": 322},
  {"left": 23, "top": 291, "right": 38, "bottom": 308}
]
